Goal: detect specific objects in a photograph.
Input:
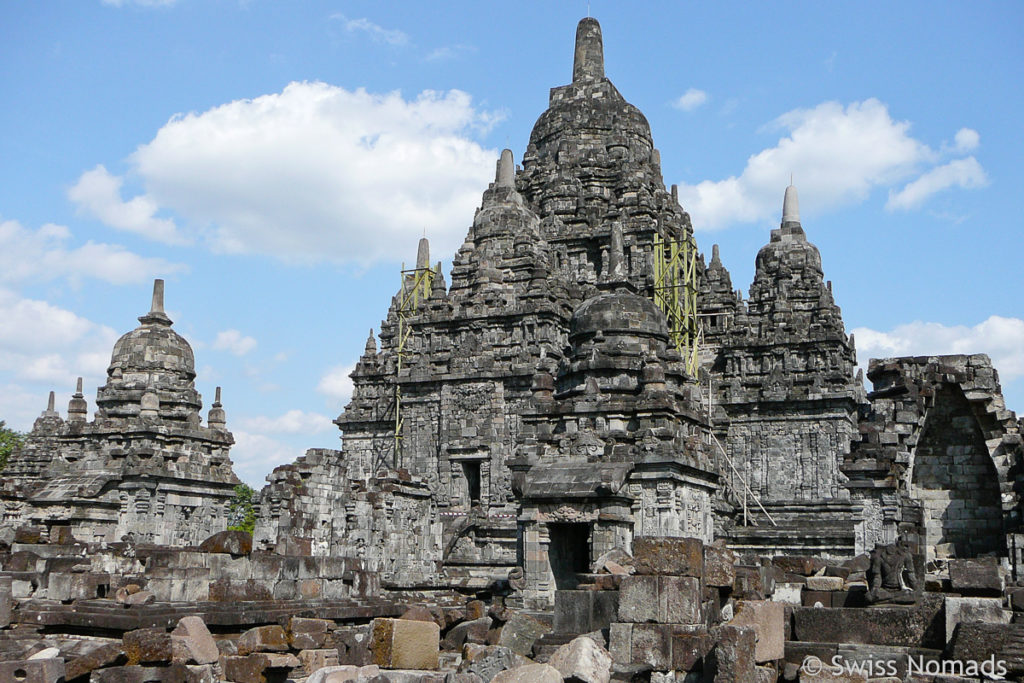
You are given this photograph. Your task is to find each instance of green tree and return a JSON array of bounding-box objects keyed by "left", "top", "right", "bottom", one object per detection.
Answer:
[
  {"left": 0, "top": 421, "right": 25, "bottom": 472},
  {"left": 227, "top": 483, "right": 257, "bottom": 535}
]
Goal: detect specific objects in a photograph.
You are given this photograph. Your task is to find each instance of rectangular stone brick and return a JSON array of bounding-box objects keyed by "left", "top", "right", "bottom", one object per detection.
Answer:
[
  {"left": 370, "top": 617, "right": 439, "bottom": 670},
  {"left": 632, "top": 536, "right": 704, "bottom": 577}
]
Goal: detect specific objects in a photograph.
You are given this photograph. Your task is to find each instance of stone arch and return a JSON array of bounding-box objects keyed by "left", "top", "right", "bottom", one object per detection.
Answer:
[{"left": 909, "top": 383, "right": 1005, "bottom": 558}]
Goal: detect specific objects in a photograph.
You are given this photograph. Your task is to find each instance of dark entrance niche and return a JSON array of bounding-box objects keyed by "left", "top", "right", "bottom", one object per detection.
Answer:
[
  {"left": 912, "top": 384, "right": 1005, "bottom": 557},
  {"left": 462, "top": 460, "right": 481, "bottom": 506},
  {"left": 548, "top": 522, "right": 591, "bottom": 590}
]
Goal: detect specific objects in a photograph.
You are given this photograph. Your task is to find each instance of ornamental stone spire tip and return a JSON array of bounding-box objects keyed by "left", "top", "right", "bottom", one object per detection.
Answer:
[
  {"left": 416, "top": 237, "right": 430, "bottom": 270},
  {"left": 573, "top": 17, "right": 604, "bottom": 83},
  {"left": 496, "top": 149, "right": 515, "bottom": 188},
  {"left": 783, "top": 183, "right": 800, "bottom": 224},
  {"left": 140, "top": 279, "right": 173, "bottom": 326}
]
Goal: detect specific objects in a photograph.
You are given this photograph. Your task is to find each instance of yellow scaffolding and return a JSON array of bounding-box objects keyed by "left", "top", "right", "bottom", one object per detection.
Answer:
[
  {"left": 392, "top": 263, "right": 435, "bottom": 468},
  {"left": 652, "top": 232, "right": 701, "bottom": 378}
]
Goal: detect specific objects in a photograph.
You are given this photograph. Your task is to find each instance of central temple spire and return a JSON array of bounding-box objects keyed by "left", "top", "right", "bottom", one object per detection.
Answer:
[
  {"left": 782, "top": 183, "right": 800, "bottom": 224},
  {"left": 573, "top": 17, "right": 604, "bottom": 83}
]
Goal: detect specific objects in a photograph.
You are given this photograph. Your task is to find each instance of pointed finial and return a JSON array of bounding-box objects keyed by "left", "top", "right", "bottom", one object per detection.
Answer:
[
  {"left": 68, "top": 378, "right": 87, "bottom": 422},
  {"left": 416, "top": 237, "right": 430, "bottom": 270},
  {"left": 151, "top": 279, "right": 164, "bottom": 314},
  {"left": 140, "top": 279, "right": 172, "bottom": 325},
  {"left": 710, "top": 244, "right": 722, "bottom": 268},
  {"left": 671, "top": 184, "right": 679, "bottom": 203},
  {"left": 496, "top": 149, "right": 515, "bottom": 188},
  {"left": 430, "top": 261, "right": 446, "bottom": 297},
  {"left": 47, "top": 391, "right": 55, "bottom": 412},
  {"left": 76, "top": 377, "right": 83, "bottom": 394},
  {"left": 208, "top": 386, "right": 226, "bottom": 429},
  {"left": 365, "top": 329, "right": 377, "bottom": 355},
  {"left": 782, "top": 183, "right": 800, "bottom": 224},
  {"left": 573, "top": 17, "right": 604, "bottom": 83}
]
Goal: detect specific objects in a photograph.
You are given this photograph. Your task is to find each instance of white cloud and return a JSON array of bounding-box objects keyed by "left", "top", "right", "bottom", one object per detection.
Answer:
[
  {"left": 953, "top": 127, "right": 980, "bottom": 152},
  {"left": 677, "top": 99, "right": 984, "bottom": 230},
  {"left": 885, "top": 156, "right": 988, "bottom": 211},
  {"left": 229, "top": 430, "right": 307, "bottom": 487},
  {"left": 426, "top": 45, "right": 476, "bottom": 62},
  {"left": 237, "top": 409, "right": 333, "bottom": 435},
  {"left": 673, "top": 88, "right": 708, "bottom": 112},
  {"left": 331, "top": 14, "right": 409, "bottom": 46},
  {"left": 212, "top": 329, "right": 257, "bottom": 356},
  {"left": 852, "top": 316, "right": 1024, "bottom": 381},
  {"left": 317, "top": 363, "right": 356, "bottom": 404},
  {"left": 0, "top": 219, "right": 184, "bottom": 286},
  {"left": 128, "top": 82, "right": 498, "bottom": 263},
  {"left": 68, "top": 165, "right": 187, "bottom": 244},
  {"left": 0, "top": 289, "right": 118, "bottom": 394}
]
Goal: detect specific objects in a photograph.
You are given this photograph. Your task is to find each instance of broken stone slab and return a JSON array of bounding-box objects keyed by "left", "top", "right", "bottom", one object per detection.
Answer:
[
  {"left": 948, "top": 558, "right": 1003, "bottom": 596},
  {"left": 944, "top": 596, "right": 1011, "bottom": 644},
  {"left": 298, "top": 648, "right": 339, "bottom": 673},
  {"left": 772, "top": 556, "right": 826, "bottom": 576},
  {"left": 0, "top": 575, "right": 11, "bottom": 627},
  {"left": 371, "top": 617, "right": 440, "bottom": 670},
  {"left": 704, "top": 544, "right": 737, "bottom": 587},
  {"left": 459, "top": 644, "right": 532, "bottom": 682},
  {"left": 618, "top": 575, "right": 702, "bottom": 625},
  {"left": 0, "top": 658, "right": 65, "bottom": 683},
  {"left": 729, "top": 600, "right": 785, "bottom": 663},
  {"left": 707, "top": 624, "right": 756, "bottom": 683},
  {"left": 306, "top": 664, "right": 381, "bottom": 683},
  {"left": 631, "top": 536, "right": 703, "bottom": 577},
  {"left": 805, "top": 576, "right": 844, "bottom": 591},
  {"left": 548, "top": 635, "right": 612, "bottom": 683},
  {"left": 946, "top": 622, "right": 1024, "bottom": 677},
  {"left": 199, "top": 529, "right": 253, "bottom": 556},
  {"left": 592, "top": 547, "right": 633, "bottom": 574},
  {"left": 125, "top": 590, "right": 156, "bottom": 607},
  {"left": 670, "top": 630, "right": 713, "bottom": 673},
  {"left": 496, "top": 611, "right": 550, "bottom": 656},
  {"left": 27, "top": 646, "right": 61, "bottom": 659},
  {"left": 792, "top": 596, "right": 946, "bottom": 649},
  {"left": 222, "top": 652, "right": 301, "bottom": 683},
  {"left": 489, "top": 663, "right": 561, "bottom": 683},
  {"left": 65, "top": 642, "right": 128, "bottom": 680},
  {"left": 237, "top": 624, "right": 289, "bottom": 655},
  {"left": 124, "top": 627, "right": 173, "bottom": 665},
  {"left": 609, "top": 622, "right": 704, "bottom": 671},
  {"left": 443, "top": 617, "right": 492, "bottom": 650},
  {"left": 553, "top": 589, "right": 619, "bottom": 634},
  {"left": 171, "top": 615, "right": 219, "bottom": 665},
  {"left": 289, "top": 616, "right": 332, "bottom": 650},
  {"left": 772, "top": 582, "right": 803, "bottom": 605}
]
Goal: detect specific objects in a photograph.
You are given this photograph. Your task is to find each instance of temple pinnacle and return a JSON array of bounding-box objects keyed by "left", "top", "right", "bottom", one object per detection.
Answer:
[
  {"left": 496, "top": 149, "right": 515, "bottom": 188},
  {"left": 416, "top": 236, "right": 430, "bottom": 270},
  {"left": 151, "top": 279, "right": 165, "bottom": 314},
  {"left": 711, "top": 244, "right": 723, "bottom": 268},
  {"left": 782, "top": 183, "right": 800, "bottom": 224},
  {"left": 573, "top": 17, "right": 604, "bottom": 83}
]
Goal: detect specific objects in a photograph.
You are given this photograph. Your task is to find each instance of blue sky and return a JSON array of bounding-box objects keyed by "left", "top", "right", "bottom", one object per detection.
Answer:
[{"left": 1, "top": 1, "right": 1021, "bottom": 486}]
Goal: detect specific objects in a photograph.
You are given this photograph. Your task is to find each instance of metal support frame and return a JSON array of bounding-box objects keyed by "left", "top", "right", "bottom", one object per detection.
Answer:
[
  {"left": 391, "top": 263, "right": 435, "bottom": 468},
  {"left": 652, "top": 232, "right": 701, "bottom": 378}
]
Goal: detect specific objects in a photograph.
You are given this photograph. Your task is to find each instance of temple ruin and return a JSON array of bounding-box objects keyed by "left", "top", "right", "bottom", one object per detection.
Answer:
[{"left": 1, "top": 15, "right": 1023, "bottom": 683}]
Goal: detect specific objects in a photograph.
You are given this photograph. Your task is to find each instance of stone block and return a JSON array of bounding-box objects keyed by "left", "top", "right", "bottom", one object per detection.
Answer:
[
  {"left": 459, "top": 644, "right": 531, "bottom": 682},
  {"left": 671, "top": 631, "right": 713, "bottom": 672},
  {"left": 0, "top": 659, "right": 65, "bottom": 683},
  {"left": 307, "top": 665, "right": 381, "bottom": 683},
  {"left": 65, "top": 642, "right": 127, "bottom": 680},
  {"left": 802, "top": 590, "right": 831, "bottom": 608},
  {"left": 619, "top": 575, "right": 701, "bottom": 625},
  {"left": 371, "top": 617, "right": 440, "bottom": 670},
  {"left": 632, "top": 536, "right": 703, "bottom": 577},
  {"left": 125, "top": 590, "right": 156, "bottom": 606},
  {"left": 497, "top": 611, "right": 550, "bottom": 656},
  {"left": 772, "top": 556, "right": 826, "bottom": 576},
  {"left": 124, "top": 627, "right": 172, "bottom": 664},
  {"left": 944, "top": 596, "right": 1011, "bottom": 644},
  {"left": 548, "top": 635, "right": 612, "bottom": 683},
  {"left": 630, "top": 623, "right": 674, "bottom": 670},
  {"left": 946, "top": 622, "right": 1024, "bottom": 676},
  {"left": 490, "top": 663, "right": 561, "bottom": 683},
  {"left": 772, "top": 582, "right": 803, "bottom": 605},
  {"left": 289, "top": 617, "right": 331, "bottom": 650},
  {"left": 0, "top": 575, "right": 11, "bottom": 627},
  {"left": 298, "top": 648, "right": 339, "bottom": 673},
  {"left": 171, "top": 616, "right": 219, "bottom": 665},
  {"left": 238, "top": 625, "right": 289, "bottom": 655},
  {"left": 805, "top": 576, "right": 844, "bottom": 591},
  {"left": 704, "top": 544, "right": 736, "bottom": 587},
  {"left": 734, "top": 567, "right": 764, "bottom": 600},
  {"left": 792, "top": 597, "right": 945, "bottom": 649},
  {"left": 948, "top": 558, "right": 1003, "bottom": 595},
  {"left": 443, "top": 617, "right": 491, "bottom": 650},
  {"left": 730, "top": 600, "right": 785, "bottom": 663},
  {"left": 708, "top": 624, "right": 756, "bottom": 683}
]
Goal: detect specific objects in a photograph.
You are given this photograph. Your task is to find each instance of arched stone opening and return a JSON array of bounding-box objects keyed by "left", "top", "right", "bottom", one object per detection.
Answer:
[{"left": 911, "top": 383, "right": 1004, "bottom": 558}]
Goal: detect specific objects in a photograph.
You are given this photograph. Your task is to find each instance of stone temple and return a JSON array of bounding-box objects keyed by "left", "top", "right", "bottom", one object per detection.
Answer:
[{"left": 1, "top": 16, "right": 1024, "bottom": 683}]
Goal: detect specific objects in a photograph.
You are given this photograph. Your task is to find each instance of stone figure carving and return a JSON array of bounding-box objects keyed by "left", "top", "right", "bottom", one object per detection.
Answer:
[{"left": 867, "top": 538, "right": 921, "bottom": 604}]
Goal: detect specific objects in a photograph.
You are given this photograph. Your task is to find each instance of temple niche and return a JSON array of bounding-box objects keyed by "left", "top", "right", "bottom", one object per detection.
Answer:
[{"left": 0, "top": 280, "right": 239, "bottom": 546}]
